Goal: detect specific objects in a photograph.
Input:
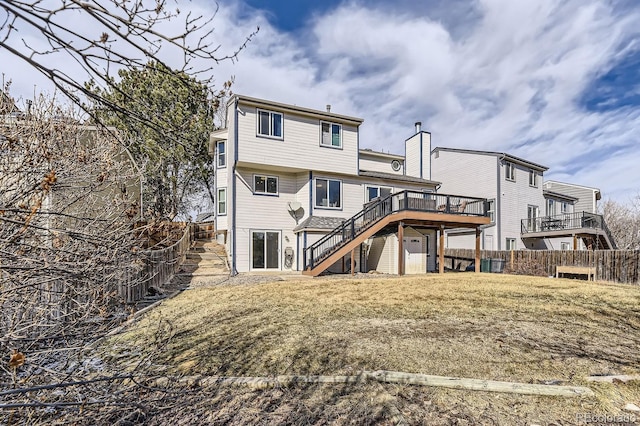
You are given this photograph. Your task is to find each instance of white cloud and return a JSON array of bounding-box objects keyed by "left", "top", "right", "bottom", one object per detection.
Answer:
[{"left": 2, "top": 0, "right": 639, "bottom": 202}]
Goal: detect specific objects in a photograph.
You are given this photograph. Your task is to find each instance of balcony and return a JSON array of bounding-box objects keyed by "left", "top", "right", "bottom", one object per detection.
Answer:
[{"left": 521, "top": 212, "right": 616, "bottom": 249}]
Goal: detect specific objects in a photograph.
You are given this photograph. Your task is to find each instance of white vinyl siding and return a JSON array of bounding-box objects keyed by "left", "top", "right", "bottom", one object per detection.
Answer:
[
  {"left": 236, "top": 104, "right": 359, "bottom": 176},
  {"left": 359, "top": 153, "right": 404, "bottom": 175},
  {"left": 254, "top": 174, "right": 278, "bottom": 195},
  {"left": 320, "top": 122, "right": 342, "bottom": 148}
]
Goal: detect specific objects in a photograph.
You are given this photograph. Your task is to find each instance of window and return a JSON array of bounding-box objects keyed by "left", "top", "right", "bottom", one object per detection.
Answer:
[
  {"left": 320, "top": 122, "right": 341, "bottom": 148},
  {"left": 315, "top": 178, "right": 341, "bottom": 209},
  {"left": 506, "top": 238, "right": 516, "bottom": 250},
  {"left": 365, "top": 185, "right": 392, "bottom": 202},
  {"left": 257, "top": 109, "right": 283, "bottom": 138},
  {"left": 217, "top": 188, "right": 227, "bottom": 215},
  {"left": 561, "top": 242, "right": 570, "bottom": 250},
  {"left": 505, "top": 162, "right": 515, "bottom": 181},
  {"left": 529, "top": 170, "right": 538, "bottom": 187},
  {"left": 547, "top": 199, "right": 555, "bottom": 216},
  {"left": 254, "top": 175, "right": 278, "bottom": 195},
  {"left": 487, "top": 199, "right": 495, "bottom": 223},
  {"left": 217, "top": 141, "right": 226, "bottom": 168},
  {"left": 391, "top": 159, "right": 402, "bottom": 171},
  {"left": 561, "top": 202, "right": 569, "bottom": 214}
]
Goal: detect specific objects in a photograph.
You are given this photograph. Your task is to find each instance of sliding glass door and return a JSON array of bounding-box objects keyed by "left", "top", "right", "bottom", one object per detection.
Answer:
[{"left": 251, "top": 231, "right": 280, "bottom": 270}]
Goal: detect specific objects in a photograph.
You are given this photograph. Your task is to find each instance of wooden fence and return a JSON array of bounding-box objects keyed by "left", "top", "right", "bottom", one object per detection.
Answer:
[
  {"left": 120, "top": 223, "right": 193, "bottom": 303},
  {"left": 444, "top": 249, "right": 640, "bottom": 285}
]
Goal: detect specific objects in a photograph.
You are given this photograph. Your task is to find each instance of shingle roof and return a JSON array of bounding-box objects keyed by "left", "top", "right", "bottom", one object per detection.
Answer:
[
  {"left": 359, "top": 170, "right": 440, "bottom": 186},
  {"left": 293, "top": 216, "right": 346, "bottom": 233}
]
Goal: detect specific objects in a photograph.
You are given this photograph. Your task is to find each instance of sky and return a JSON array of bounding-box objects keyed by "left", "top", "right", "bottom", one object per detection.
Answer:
[{"left": 2, "top": 0, "right": 640, "bottom": 204}]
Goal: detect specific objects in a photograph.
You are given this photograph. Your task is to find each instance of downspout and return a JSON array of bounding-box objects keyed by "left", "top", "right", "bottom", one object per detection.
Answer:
[
  {"left": 497, "top": 155, "right": 503, "bottom": 250},
  {"left": 231, "top": 99, "right": 239, "bottom": 276}
]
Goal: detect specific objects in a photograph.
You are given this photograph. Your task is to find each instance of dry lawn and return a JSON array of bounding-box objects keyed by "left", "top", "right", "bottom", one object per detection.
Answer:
[{"left": 103, "top": 273, "right": 640, "bottom": 425}]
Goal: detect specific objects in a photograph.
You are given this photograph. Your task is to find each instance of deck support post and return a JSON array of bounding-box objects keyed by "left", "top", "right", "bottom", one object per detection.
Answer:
[
  {"left": 573, "top": 234, "right": 578, "bottom": 250},
  {"left": 439, "top": 225, "right": 445, "bottom": 274},
  {"left": 350, "top": 248, "right": 355, "bottom": 276},
  {"left": 475, "top": 228, "right": 481, "bottom": 273},
  {"left": 398, "top": 222, "right": 404, "bottom": 276}
]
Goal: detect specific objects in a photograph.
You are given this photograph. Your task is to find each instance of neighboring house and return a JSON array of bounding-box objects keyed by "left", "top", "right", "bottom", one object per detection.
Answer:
[
  {"left": 431, "top": 148, "right": 615, "bottom": 251},
  {"left": 210, "top": 96, "right": 490, "bottom": 275}
]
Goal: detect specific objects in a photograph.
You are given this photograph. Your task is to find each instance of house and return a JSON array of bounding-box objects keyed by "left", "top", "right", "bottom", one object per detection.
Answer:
[
  {"left": 210, "top": 96, "right": 490, "bottom": 275},
  {"left": 431, "top": 148, "right": 615, "bottom": 251}
]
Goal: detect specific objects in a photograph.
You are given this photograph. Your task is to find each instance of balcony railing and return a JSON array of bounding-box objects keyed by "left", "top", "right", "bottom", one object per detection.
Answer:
[
  {"left": 521, "top": 212, "right": 616, "bottom": 248},
  {"left": 303, "top": 190, "right": 489, "bottom": 271}
]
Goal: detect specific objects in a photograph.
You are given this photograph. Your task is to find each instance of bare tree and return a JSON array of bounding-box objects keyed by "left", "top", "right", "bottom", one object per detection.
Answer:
[
  {"left": 0, "top": 90, "right": 146, "bottom": 422},
  {"left": 599, "top": 197, "right": 640, "bottom": 249}
]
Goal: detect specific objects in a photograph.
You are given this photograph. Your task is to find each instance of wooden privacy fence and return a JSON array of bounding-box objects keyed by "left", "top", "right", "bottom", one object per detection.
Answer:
[
  {"left": 444, "top": 248, "right": 640, "bottom": 284},
  {"left": 120, "top": 223, "right": 193, "bottom": 303}
]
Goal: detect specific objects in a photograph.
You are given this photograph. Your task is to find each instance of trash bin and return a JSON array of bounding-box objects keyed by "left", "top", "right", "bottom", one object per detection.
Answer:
[
  {"left": 490, "top": 258, "right": 505, "bottom": 273},
  {"left": 480, "top": 258, "right": 491, "bottom": 272}
]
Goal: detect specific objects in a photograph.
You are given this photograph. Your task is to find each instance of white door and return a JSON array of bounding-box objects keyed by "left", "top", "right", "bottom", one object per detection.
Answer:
[
  {"left": 403, "top": 237, "right": 423, "bottom": 274},
  {"left": 484, "top": 234, "right": 493, "bottom": 250}
]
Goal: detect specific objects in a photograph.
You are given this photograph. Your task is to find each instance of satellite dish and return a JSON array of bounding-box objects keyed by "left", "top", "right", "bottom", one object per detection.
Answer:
[{"left": 288, "top": 201, "right": 302, "bottom": 211}]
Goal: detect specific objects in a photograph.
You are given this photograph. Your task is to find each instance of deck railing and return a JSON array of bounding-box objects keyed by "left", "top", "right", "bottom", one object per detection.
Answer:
[
  {"left": 521, "top": 212, "right": 617, "bottom": 248},
  {"left": 303, "top": 190, "right": 488, "bottom": 270}
]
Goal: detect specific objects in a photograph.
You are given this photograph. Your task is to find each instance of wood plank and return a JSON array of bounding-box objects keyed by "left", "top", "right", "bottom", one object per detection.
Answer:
[
  {"left": 151, "top": 371, "right": 594, "bottom": 397},
  {"left": 369, "top": 371, "right": 594, "bottom": 397}
]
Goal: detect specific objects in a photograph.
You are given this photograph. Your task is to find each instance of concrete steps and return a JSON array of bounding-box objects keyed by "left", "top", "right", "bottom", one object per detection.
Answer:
[{"left": 176, "top": 238, "right": 229, "bottom": 277}]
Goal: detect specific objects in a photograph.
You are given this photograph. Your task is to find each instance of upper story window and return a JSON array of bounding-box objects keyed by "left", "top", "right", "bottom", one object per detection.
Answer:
[
  {"left": 505, "top": 162, "right": 515, "bottom": 181},
  {"left": 217, "top": 140, "right": 226, "bottom": 168},
  {"left": 320, "top": 122, "right": 341, "bottom": 148},
  {"left": 487, "top": 199, "right": 495, "bottom": 223},
  {"left": 529, "top": 170, "right": 538, "bottom": 187},
  {"left": 257, "top": 109, "right": 283, "bottom": 139},
  {"left": 391, "top": 160, "right": 402, "bottom": 171},
  {"left": 365, "top": 185, "right": 392, "bottom": 202},
  {"left": 547, "top": 199, "right": 555, "bottom": 216},
  {"left": 217, "top": 188, "right": 227, "bottom": 216},
  {"left": 561, "top": 202, "right": 569, "bottom": 214},
  {"left": 315, "top": 178, "right": 341, "bottom": 209},
  {"left": 254, "top": 175, "right": 278, "bottom": 196}
]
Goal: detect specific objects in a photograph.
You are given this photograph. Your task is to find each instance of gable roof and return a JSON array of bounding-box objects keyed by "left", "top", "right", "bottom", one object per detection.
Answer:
[
  {"left": 231, "top": 94, "right": 364, "bottom": 125},
  {"left": 543, "top": 190, "right": 579, "bottom": 202},
  {"left": 432, "top": 147, "right": 548, "bottom": 172}
]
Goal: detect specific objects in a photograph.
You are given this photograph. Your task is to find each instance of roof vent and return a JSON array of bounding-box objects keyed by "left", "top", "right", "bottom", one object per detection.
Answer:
[
  {"left": 326, "top": 104, "right": 331, "bottom": 113},
  {"left": 415, "top": 121, "right": 422, "bottom": 133}
]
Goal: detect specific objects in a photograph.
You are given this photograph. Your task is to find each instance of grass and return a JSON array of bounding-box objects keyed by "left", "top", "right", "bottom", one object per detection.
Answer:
[{"left": 103, "top": 273, "right": 640, "bottom": 424}]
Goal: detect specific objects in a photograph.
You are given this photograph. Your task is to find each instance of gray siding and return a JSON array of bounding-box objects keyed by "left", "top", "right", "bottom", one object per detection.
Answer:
[{"left": 544, "top": 181, "right": 598, "bottom": 214}]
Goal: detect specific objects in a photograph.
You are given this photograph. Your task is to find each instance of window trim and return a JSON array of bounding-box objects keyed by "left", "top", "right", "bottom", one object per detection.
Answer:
[
  {"left": 505, "top": 162, "right": 516, "bottom": 182},
  {"left": 217, "top": 187, "right": 227, "bottom": 216},
  {"left": 560, "top": 202, "right": 569, "bottom": 214},
  {"left": 216, "top": 140, "right": 226, "bottom": 168},
  {"left": 256, "top": 108, "right": 284, "bottom": 140},
  {"left": 319, "top": 121, "right": 343, "bottom": 149},
  {"left": 364, "top": 185, "right": 393, "bottom": 203},
  {"left": 506, "top": 238, "right": 516, "bottom": 251},
  {"left": 529, "top": 170, "right": 538, "bottom": 187},
  {"left": 250, "top": 229, "right": 281, "bottom": 271},
  {"left": 253, "top": 174, "right": 279, "bottom": 196},
  {"left": 487, "top": 199, "right": 495, "bottom": 223},
  {"left": 314, "top": 177, "right": 343, "bottom": 210},
  {"left": 561, "top": 242, "right": 570, "bottom": 250},
  {"left": 547, "top": 199, "right": 555, "bottom": 216}
]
